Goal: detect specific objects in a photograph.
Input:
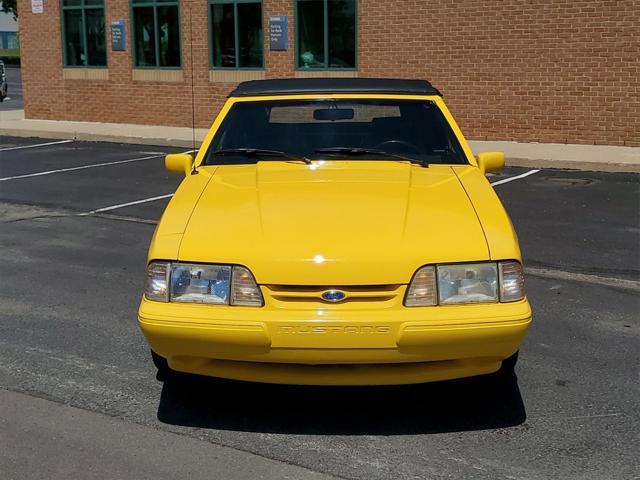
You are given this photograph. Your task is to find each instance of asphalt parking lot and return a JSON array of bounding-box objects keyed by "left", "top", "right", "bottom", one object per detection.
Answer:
[{"left": 0, "top": 136, "right": 638, "bottom": 480}]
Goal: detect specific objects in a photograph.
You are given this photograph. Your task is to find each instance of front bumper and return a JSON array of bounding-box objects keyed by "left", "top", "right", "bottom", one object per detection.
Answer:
[{"left": 138, "top": 298, "right": 531, "bottom": 385}]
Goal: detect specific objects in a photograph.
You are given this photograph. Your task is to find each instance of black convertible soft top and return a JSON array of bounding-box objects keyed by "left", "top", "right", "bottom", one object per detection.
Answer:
[{"left": 229, "top": 78, "right": 442, "bottom": 97}]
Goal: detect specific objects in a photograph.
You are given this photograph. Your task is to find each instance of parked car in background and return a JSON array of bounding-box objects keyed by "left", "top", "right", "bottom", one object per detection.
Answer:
[
  {"left": 139, "top": 78, "right": 532, "bottom": 386},
  {"left": 0, "top": 61, "right": 7, "bottom": 102}
]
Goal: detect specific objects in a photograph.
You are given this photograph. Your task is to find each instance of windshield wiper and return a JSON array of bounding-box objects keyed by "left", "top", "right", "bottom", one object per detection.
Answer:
[
  {"left": 212, "top": 148, "right": 311, "bottom": 165},
  {"left": 314, "top": 147, "right": 428, "bottom": 167}
]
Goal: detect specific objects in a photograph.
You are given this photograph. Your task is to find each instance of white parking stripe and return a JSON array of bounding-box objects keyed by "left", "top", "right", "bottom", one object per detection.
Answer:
[
  {"left": 0, "top": 153, "right": 164, "bottom": 182},
  {"left": 0, "top": 148, "right": 197, "bottom": 182},
  {"left": 490, "top": 169, "right": 540, "bottom": 187},
  {"left": 82, "top": 167, "right": 538, "bottom": 216},
  {"left": 0, "top": 139, "right": 74, "bottom": 152},
  {"left": 81, "top": 194, "right": 174, "bottom": 215}
]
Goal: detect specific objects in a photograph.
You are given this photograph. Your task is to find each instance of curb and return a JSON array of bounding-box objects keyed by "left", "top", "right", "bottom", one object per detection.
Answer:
[
  {"left": 505, "top": 157, "right": 640, "bottom": 173},
  {"left": 0, "top": 128, "right": 199, "bottom": 149}
]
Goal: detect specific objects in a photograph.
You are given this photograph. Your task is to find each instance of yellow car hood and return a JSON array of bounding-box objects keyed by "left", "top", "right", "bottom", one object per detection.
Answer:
[{"left": 171, "top": 161, "right": 492, "bottom": 285}]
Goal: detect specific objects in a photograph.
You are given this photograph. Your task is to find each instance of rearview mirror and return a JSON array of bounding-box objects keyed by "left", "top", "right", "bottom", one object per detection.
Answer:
[
  {"left": 313, "top": 108, "right": 354, "bottom": 121},
  {"left": 165, "top": 153, "right": 194, "bottom": 175},
  {"left": 476, "top": 151, "right": 505, "bottom": 173}
]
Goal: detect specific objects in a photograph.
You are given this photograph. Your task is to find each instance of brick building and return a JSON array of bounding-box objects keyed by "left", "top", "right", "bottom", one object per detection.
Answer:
[{"left": 17, "top": 0, "right": 639, "bottom": 146}]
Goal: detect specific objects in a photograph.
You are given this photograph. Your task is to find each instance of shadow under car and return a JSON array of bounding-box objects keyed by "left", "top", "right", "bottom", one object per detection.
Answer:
[{"left": 157, "top": 370, "right": 526, "bottom": 435}]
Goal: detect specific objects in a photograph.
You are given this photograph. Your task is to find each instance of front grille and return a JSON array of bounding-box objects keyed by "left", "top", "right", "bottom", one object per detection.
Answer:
[{"left": 263, "top": 284, "right": 404, "bottom": 308}]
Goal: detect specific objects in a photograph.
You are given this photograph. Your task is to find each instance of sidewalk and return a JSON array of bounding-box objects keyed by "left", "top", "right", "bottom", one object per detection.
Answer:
[
  {"left": 0, "top": 388, "right": 336, "bottom": 480},
  {"left": 1, "top": 109, "right": 639, "bottom": 172},
  {"left": 0, "top": 109, "right": 208, "bottom": 150},
  {"left": 467, "top": 140, "right": 640, "bottom": 173}
]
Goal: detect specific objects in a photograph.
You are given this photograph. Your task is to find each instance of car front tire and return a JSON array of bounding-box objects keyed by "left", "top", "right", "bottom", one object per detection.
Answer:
[
  {"left": 500, "top": 350, "right": 519, "bottom": 374},
  {"left": 151, "top": 350, "right": 171, "bottom": 377}
]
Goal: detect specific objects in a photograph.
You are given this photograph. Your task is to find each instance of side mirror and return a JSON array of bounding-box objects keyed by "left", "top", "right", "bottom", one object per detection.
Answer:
[
  {"left": 165, "top": 153, "right": 194, "bottom": 176},
  {"left": 476, "top": 151, "right": 505, "bottom": 173}
]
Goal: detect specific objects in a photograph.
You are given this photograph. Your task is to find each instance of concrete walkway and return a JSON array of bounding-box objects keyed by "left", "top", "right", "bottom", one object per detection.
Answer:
[
  {"left": 0, "top": 388, "right": 336, "bottom": 480},
  {"left": 1, "top": 109, "right": 638, "bottom": 172},
  {"left": 467, "top": 140, "right": 640, "bottom": 173},
  {"left": 0, "top": 109, "right": 208, "bottom": 149}
]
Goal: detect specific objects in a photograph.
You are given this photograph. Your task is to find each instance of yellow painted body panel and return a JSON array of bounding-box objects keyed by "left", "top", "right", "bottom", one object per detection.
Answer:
[
  {"left": 139, "top": 296, "right": 530, "bottom": 385},
  {"left": 138, "top": 92, "right": 532, "bottom": 385},
  {"left": 178, "top": 162, "right": 491, "bottom": 285}
]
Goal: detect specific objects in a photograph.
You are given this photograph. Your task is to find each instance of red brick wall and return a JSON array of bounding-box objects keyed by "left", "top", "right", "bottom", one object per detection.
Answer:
[
  {"left": 19, "top": 0, "right": 65, "bottom": 120},
  {"left": 18, "top": 0, "right": 640, "bottom": 146}
]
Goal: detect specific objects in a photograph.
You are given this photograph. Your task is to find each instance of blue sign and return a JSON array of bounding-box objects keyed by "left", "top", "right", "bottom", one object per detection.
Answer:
[
  {"left": 110, "top": 20, "right": 126, "bottom": 51},
  {"left": 269, "top": 16, "right": 287, "bottom": 51}
]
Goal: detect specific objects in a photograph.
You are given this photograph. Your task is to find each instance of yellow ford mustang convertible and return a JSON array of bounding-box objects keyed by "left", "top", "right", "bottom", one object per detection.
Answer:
[{"left": 139, "top": 78, "right": 531, "bottom": 385}]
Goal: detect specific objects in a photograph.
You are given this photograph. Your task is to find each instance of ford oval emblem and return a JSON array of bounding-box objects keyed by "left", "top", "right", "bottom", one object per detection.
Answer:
[{"left": 321, "top": 290, "right": 346, "bottom": 302}]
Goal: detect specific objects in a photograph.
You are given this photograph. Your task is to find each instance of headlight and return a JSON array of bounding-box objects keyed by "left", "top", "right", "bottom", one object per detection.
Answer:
[
  {"left": 170, "top": 263, "right": 231, "bottom": 304},
  {"left": 144, "top": 262, "right": 263, "bottom": 306},
  {"left": 437, "top": 263, "right": 498, "bottom": 305},
  {"left": 404, "top": 261, "right": 525, "bottom": 306}
]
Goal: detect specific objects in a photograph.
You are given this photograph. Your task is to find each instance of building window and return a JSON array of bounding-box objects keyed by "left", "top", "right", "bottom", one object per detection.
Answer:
[
  {"left": 296, "top": 0, "right": 356, "bottom": 69},
  {"left": 209, "top": 1, "right": 263, "bottom": 69},
  {"left": 0, "top": 32, "right": 19, "bottom": 50},
  {"left": 131, "top": 0, "right": 181, "bottom": 68},
  {"left": 61, "top": 0, "right": 107, "bottom": 67}
]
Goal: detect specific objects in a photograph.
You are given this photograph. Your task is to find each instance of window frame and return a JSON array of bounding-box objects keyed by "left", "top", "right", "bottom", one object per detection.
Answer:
[
  {"left": 294, "top": 0, "right": 358, "bottom": 71},
  {"left": 208, "top": 0, "right": 264, "bottom": 71},
  {"left": 203, "top": 99, "right": 469, "bottom": 166},
  {"left": 130, "top": 0, "right": 182, "bottom": 70},
  {"left": 60, "top": 0, "right": 108, "bottom": 68}
]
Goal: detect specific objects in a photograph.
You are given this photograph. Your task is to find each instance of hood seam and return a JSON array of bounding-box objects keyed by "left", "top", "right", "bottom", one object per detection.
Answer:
[
  {"left": 176, "top": 167, "right": 217, "bottom": 259},
  {"left": 450, "top": 166, "right": 492, "bottom": 259}
]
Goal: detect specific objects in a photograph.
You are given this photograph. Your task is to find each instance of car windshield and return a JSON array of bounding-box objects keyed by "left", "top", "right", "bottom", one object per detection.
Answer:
[{"left": 204, "top": 99, "right": 468, "bottom": 165}]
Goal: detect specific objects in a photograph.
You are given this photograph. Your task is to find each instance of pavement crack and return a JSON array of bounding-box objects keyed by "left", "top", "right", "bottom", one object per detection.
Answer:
[
  {"left": 525, "top": 259, "right": 639, "bottom": 279},
  {"left": 525, "top": 266, "right": 640, "bottom": 292},
  {"left": 92, "top": 213, "right": 158, "bottom": 225},
  {"left": 0, "top": 201, "right": 156, "bottom": 225},
  {"left": 0, "top": 213, "right": 77, "bottom": 225}
]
